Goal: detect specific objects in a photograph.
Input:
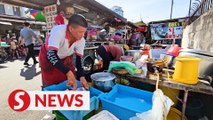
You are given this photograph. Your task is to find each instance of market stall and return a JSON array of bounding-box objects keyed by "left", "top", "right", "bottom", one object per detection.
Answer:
[
  {"left": 0, "top": 43, "right": 10, "bottom": 62},
  {"left": 116, "top": 73, "right": 213, "bottom": 120},
  {"left": 105, "top": 47, "right": 213, "bottom": 120},
  {"left": 2, "top": 0, "right": 213, "bottom": 120}
]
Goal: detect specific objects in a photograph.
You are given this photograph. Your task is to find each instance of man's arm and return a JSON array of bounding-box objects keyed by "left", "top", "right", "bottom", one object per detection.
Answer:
[
  {"left": 76, "top": 54, "right": 88, "bottom": 89},
  {"left": 30, "top": 29, "right": 43, "bottom": 44},
  {"left": 46, "top": 49, "right": 70, "bottom": 74},
  {"left": 18, "top": 36, "right": 23, "bottom": 44},
  {"left": 35, "top": 35, "right": 43, "bottom": 44},
  {"left": 75, "top": 55, "right": 84, "bottom": 79},
  {"left": 46, "top": 49, "right": 77, "bottom": 90}
]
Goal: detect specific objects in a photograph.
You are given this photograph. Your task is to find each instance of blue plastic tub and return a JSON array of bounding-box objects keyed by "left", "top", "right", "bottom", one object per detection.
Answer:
[
  {"left": 44, "top": 80, "right": 103, "bottom": 120},
  {"left": 100, "top": 84, "right": 153, "bottom": 120}
]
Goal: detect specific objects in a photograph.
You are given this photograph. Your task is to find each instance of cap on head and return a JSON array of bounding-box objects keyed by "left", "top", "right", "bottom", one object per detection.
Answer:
[{"left": 68, "top": 14, "right": 88, "bottom": 28}]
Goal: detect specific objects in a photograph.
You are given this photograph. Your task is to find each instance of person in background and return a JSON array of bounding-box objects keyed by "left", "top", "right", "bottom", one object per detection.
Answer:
[
  {"left": 142, "top": 44, "right": 151, "bottom": 58},
  {"left": 96, "top": 45, "right": 129, "bottom": 70},
  {"left": 39, "top": 14, "right": 88, "bottom": 90},
  {"left": 18, "top": 37, "right": 27, "bottom": 57},
  {"left": 20, "top": 22, "right": 43, "bottom": 66},
  {"left": 55, "top": 10, "right": 64, "bottom": 25},
  {"left": 55, "top": 9, "right": 68, "bottom": 25},
  {"left": 98, "top": 29, "right": 107, "bottom": 41},
  {"left": 10, "top": 36, "right": 21, "bottom": 59},
  {"left": 126, "top": 30, "right": 132, "bottom": 45},
  {"left": 113, "top": 32, "right": 122, "bottom": 43}
]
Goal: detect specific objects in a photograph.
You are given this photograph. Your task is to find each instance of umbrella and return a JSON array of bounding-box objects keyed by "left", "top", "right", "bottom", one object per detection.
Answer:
[{"left": 30, "top": 9, "right": 46, "bottom": 22}]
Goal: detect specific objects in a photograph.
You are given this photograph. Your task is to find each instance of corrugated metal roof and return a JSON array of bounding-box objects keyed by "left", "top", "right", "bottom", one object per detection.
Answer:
[
  {"left": 0, "top": 14, "right": 46, "bottom": 25},
  {"left": 1, "top": 0, "right": 127, "bottom": 23}
]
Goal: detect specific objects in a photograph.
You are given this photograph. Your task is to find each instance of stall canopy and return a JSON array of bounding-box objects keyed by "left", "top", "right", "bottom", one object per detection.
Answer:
[
  {"left": 0, "top": 0, "right": 56, "bottom": 10},
  {"left": 30, "top": 9, "right": 46, "bottom": 22},
  {"left": 0, "top": 21, "right": 12, "bottom": 26},
  {"left": 1, "top": 0, "right": 127, "bottom": 23},
  {"left": 134, "top": 21, "right": 148, "bottom": 32},
  {"left": 127, "top": 21, "right": 139, "bottom": 29}
]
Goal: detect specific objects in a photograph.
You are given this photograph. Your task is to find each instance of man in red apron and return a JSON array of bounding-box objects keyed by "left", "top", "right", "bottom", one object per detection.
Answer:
[{"left": 39, "top": 14, "right": 88, "bottom": 90}]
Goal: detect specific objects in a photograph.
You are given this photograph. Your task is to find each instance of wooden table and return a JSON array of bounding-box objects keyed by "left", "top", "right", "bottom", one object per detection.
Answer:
[{"left": 119, "top": 74, "right": 213, "bottom": 120}]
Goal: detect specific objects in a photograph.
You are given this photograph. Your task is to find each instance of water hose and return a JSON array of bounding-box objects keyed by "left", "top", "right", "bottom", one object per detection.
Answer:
[{"left": 154, "top": 67, "right": 167, "bottom": 120}]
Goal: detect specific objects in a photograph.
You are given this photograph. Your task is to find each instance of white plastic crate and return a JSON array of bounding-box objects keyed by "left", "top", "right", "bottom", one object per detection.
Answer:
[{"left": 88, "top": 110, "right": 119, "bottom": 120}]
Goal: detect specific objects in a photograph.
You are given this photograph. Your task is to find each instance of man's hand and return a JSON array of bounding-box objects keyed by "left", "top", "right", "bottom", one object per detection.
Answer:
[
  {"left": 80, "top": 76, "right": 89, "bottom": 90},
  {"left": 66, "top": 71, "right": 77, "bottom": 90},
  {"left": 38, "top": 39, "right": 43, "bottom": 44},
  {"left": 35, "top": 35, "right": 43, "bottom": 44}
]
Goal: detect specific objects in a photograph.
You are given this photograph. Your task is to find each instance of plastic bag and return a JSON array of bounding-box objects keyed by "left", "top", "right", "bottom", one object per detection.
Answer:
[
  {"left": 108, "top": 61, "right": 139, "bottom": 75},
  {"left": 130, "top": 89, "right": 174, "bottom": 120},
  {"left": 166, "top": 45, "right": 182, "bottom": 57}
]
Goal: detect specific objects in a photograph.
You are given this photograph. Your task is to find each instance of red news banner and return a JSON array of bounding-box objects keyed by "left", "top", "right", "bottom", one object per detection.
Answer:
[{"left": 8, "top": 89, "right": 90, "bottom": 112}]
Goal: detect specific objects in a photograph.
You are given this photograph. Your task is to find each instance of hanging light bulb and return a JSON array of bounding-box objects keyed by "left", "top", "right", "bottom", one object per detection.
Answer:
[{"left": 57, "top": 0, "right": 60, "bottom": 5}]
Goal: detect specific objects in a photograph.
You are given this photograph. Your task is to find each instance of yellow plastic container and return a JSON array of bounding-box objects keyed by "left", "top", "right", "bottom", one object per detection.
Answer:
[
  {"left": 167, "top": 107, "right": 187, "bottom": 120},
  {"left": 159, "top": 86, "right": 179, "bottom": 107},
  {"left": 173, "top": 56, "right": 201, "bottom": 84}
]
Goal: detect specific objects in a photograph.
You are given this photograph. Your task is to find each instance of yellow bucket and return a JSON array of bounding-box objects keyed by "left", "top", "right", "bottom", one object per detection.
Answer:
[
  {"left": 159, "top": 86, "right": 179, "bottom": 107},
  {"left": 167, "top": 107, "right": 187, "bottom": 120},
  {"left": 173, "top": 56, "right": 201, "bottom": 84}
]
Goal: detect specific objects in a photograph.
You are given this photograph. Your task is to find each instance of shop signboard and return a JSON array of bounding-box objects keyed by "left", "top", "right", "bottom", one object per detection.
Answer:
[
  {"left": 43, "top": 4, "right": 57, "bottom": 31},
  {"left": 135, "top": 26, "right": 148, "bottom": 32},
  {"left": 150, "top": 21, "right": 184, "bottom": 40}
]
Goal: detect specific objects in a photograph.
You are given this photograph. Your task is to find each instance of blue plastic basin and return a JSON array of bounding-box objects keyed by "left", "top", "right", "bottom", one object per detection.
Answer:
[
  {"left": 100, "top": 84, "right": 153, "bottom": 120},
  {"left": 44, "top": 80, "right": 103, "bottom": 120}
]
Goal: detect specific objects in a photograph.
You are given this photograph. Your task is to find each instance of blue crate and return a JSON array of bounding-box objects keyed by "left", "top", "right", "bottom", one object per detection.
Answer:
[
  {"left": 43, "top": 80, "right": 103, "bottom": 120},
  {"left": 100, "top": 84, "right": 153, "bottom": 120}
]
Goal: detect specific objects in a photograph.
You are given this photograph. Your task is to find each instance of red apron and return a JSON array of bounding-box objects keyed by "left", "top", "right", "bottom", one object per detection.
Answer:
[{"left": 39, "top": 44, "right": 75, "bottom": 85}]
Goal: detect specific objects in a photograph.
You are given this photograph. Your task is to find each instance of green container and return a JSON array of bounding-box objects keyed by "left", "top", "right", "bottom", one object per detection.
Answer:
[
  {"left": 1, "top": 42, "right": 7, "bottom": 46},
  {"left": 52, "top": 110, "right": 67, "bottom": 120}
]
